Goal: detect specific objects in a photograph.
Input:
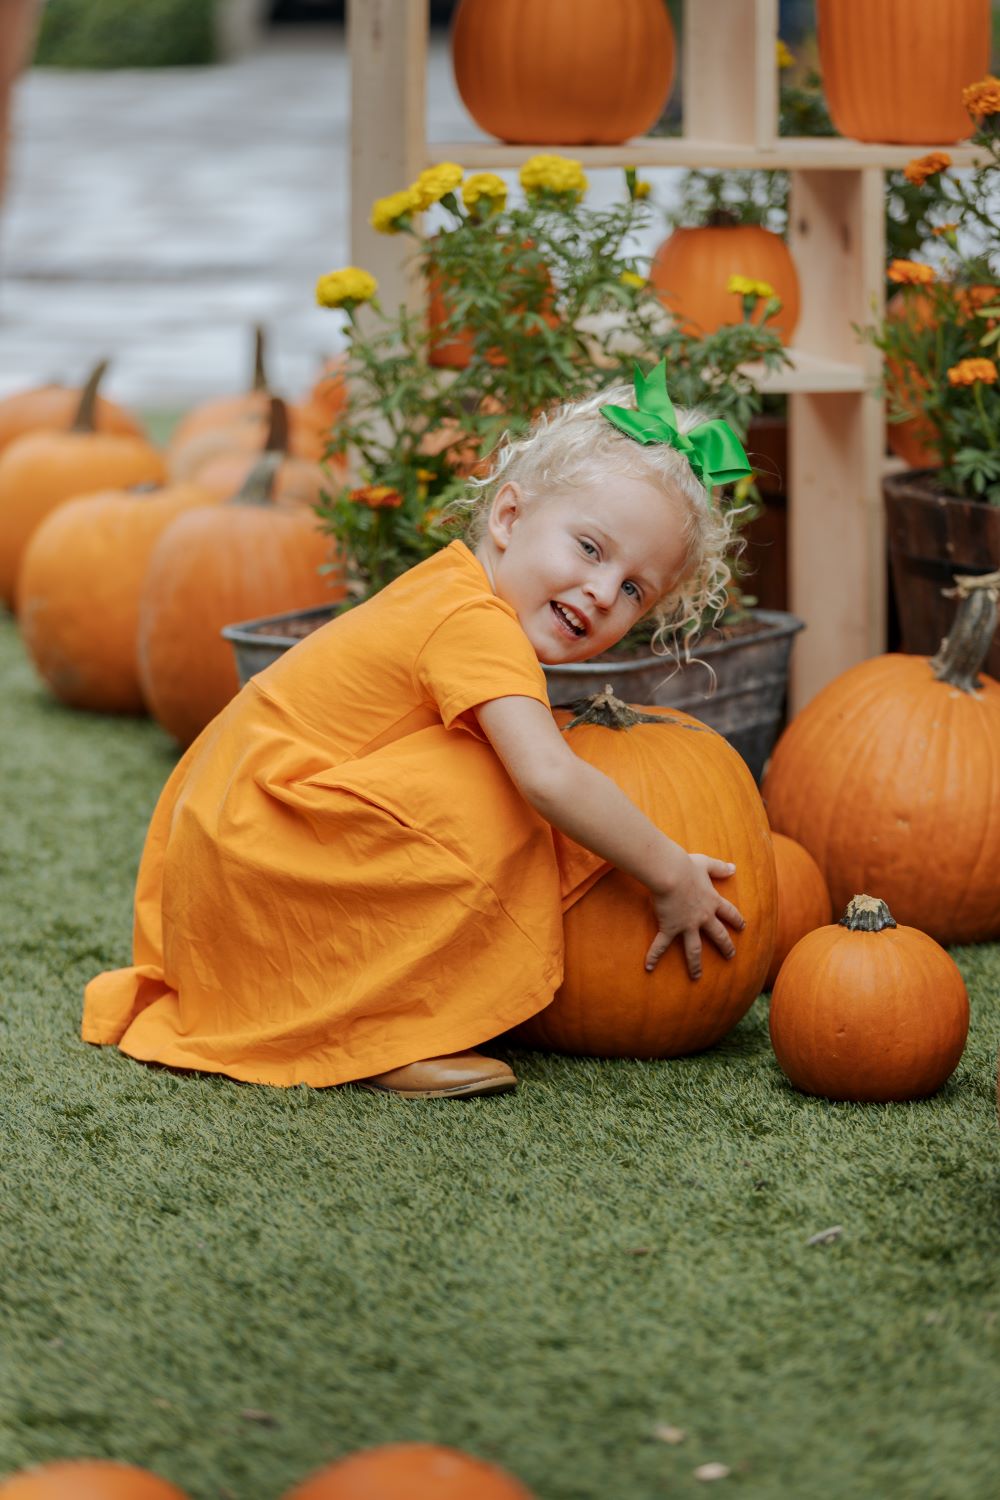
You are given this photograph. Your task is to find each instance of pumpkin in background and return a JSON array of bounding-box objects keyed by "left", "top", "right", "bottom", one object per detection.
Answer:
[
  {"left": 0, "top": 359, "right": 145, "bottom": 456},
  {"left": 817, "top": 0, "right": 989, "bottom": 145},
  {"left": 766, "top": 833, "right": 833, "bottom": 990},
  {"left": 137, "top": 454, "right": 344, "bottom": 747},
  {"left": 184, "top": 397, "right": 338, "bottom": 505},
  {"left": 650, "top": 224, "right": 800, "bottom": 344},
  {"left": 18, "top": 481, "right": 215, "bottom": 713},
  {"left": 282, "top": 1443, "right": 535, "bottom": 1500},
  {"left": 306, "top": 355, "right": 348, "bottom": 430},
  {"left": 516, "top": 690, "right": 776, "bottom": 1058},
  {"left": 0, "top": 1459, "right": 190, "bottom": 1499},
  {"left": 762, "top": 573, "right": 1000, "bottom": 945},
  {"left": 451, "top": 0, "right": 674, "bottom": 146},
  {"left": 769, "top": 894, "right": 969, "bottom": 1101},
  {"left": 0, "top": 366, "right": 165, "bottom": 610}
]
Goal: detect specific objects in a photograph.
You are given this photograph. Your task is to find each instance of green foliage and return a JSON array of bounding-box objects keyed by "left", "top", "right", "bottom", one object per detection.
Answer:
[
  {"left": 667, "top": 170, "right": 789, "bottom": 233},
  {"left": 34, "top": 0, "right": 215, "bottom": 69}
]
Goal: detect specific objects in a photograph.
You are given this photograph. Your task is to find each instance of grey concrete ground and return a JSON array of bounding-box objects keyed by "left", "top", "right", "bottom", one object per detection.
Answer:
[{"left": 0, "top": 27, "right": 680, "bottom": 412}]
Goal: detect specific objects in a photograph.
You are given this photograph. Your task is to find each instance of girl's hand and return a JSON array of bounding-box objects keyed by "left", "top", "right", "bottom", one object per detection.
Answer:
[{"left": 645, "top": 855, "right": 745, "bottom": 980}]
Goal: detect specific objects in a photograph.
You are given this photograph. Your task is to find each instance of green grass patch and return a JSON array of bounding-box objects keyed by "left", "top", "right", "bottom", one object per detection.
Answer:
[{"left": 0, "top": 614, "right": 997, "bottom": 1500}]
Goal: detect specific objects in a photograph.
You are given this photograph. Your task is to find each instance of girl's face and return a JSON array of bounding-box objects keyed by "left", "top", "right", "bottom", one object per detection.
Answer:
[{"left": 479, "top": 475, "right": 691, "bottom": 664}]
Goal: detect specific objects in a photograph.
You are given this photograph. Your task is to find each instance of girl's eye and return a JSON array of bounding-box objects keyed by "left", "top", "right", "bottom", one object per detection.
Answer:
[
  {"left": 579, "top": 538, "right": 599, "bottom": 557},
  {"left": 622, "top": 580, "right": 641, "bottom": 602}
]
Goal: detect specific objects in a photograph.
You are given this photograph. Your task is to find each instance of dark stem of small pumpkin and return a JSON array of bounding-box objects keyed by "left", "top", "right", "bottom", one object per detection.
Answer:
[
  {"left": 839, "top": 894, "right": 897, "bottom": 932},
  {"left": 251, "top": 325, "right": 268, "bottom": 392},
  {"left": 70, "top": 358, "right": 109, "bottom": 433},
  {"left": 930, "top": 570, "right": 1000, "bottom": 693},
  {"left": 230, "top": 451, "right": 281, "bottom": 509},
  {"left": 563, "top": 685, "right": 707, "bottom": 734},
  {"left": 706, "top": 209, "right": 741, "bottom": 229},
  {"left": 263, "top": 395, "right": 289, "bottom": 454}
]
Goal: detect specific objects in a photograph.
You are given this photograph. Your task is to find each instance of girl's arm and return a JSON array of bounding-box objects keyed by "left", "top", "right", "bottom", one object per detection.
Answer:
[{"left": 475, "top": 695, "right": 744, "bottom": 980}]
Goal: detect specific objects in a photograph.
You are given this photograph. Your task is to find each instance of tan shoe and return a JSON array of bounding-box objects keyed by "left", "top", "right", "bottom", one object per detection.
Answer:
[{"left": 358, "top": 1050, "right": 517, "bottom": 1099}]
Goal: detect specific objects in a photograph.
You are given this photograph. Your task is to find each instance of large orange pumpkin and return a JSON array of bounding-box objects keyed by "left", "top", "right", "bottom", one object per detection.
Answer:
[
  {"left": 0, "top": 1460, "right": 190, "bottom": 1499},
  {"left": 0, "top": 360, "right": 144, "bottom": 456},
  {"left": 766, "top": 833, "right": 832, "bottom": 990},
  {"left": 18, "top": 481, "right": 215, "bottom": 713},
  {"left": 762, "top": 574, "right": 1000, "bottom": 945},
  {"left": 516, "top": 691, "right": 777, "bottom": 1058},
  {"left": 817, "top": 0, "right": 990, "bottom": 145},
  {"left": 650, "top": 224, "right": 800, "bottom": 344},
  {"left": 769, "top": 894, "right": 969, "bottom": 1101},
  {"left": 450, "top": 0, "right": 675, "bottom": 145},
  {"left": 282, "top": 1443, "right": 534, "bottom": 1500},
  {"left": 137, "top": 455, "right": 344, "bottom": 746},
  {"left": 0, "top": 373, "right": 165, "bottom": 610}
]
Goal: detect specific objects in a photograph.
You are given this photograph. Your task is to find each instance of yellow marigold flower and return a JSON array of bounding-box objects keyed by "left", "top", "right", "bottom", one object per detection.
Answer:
[
  {"left": 315, "top": 267, "right": 378, "bottom": 309},
  {"left": 728, "top": 274, "right": 776, "bottom": 299},
  {"left": 947, "top": 357, "right": 998, "bottom": 386},
  {"left": 903, "top": 151, "right": 952, "bottom": 186},
  {"left": 963, "top": 75, "right": 1000, "bottom": 119},
  {"left": 349, "top": 484, "right": 404, "bottom": 509},
  {"left": 412, "top": 162, "right": 464, "bottom": 212},
  {"left": 776, "top": 39, "right": 794, "bottom": 70},
  {"left": 370, "top": 187, "right": 420, "bottom": 234},
  {"left": 932, "top": 222, "right": 960, "bottom": 236},
  {"left": 887, "top": 259, "right": 936, "bottom": 286},
  {"left": 633, "top": 180, "right": 651, "bottom": 200},
  {"left": 462, "top": 172, "right": 507, "bottom": 213},
  {"left": 620, "top": 271, "right": 646, "bottom": 289},
  {"left": 519, "top": 154, "right": 588, "bottom": 199}
]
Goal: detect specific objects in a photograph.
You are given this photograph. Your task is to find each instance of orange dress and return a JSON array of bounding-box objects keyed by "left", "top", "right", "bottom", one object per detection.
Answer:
[{"left": 82, "top": 542, "right": 607, "bottom": 1087}]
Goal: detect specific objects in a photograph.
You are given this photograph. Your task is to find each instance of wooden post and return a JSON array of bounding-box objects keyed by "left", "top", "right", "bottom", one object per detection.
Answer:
[{"left": 683, "top": 0, "right": 777, "bottom": 148}]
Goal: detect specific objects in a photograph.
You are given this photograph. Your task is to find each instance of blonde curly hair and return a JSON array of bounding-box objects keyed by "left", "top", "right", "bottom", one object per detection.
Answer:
[{"left": 447, "top": 382, "right": 745, "bottom": 656}]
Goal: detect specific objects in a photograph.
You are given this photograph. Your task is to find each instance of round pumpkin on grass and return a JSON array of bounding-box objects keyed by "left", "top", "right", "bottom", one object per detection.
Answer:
[
  {"left": 282, "top": 1443, "right": 535, "bottom": 1500},
  {"left": 189, "top": 396, "right": 336, "bottom": 505},
  {"left": 137, "top": 453, "right": 344, "bottom": 747},
  {"left": 0, "top": 362, "right": 165, "bottom": 610},
  {"left": 0, "top": 358, "right": 145, "bottom": 456},
  {"left": 18, "top": 480, "right": 215, "bottom": 714},
  {"left": 0, "top": 1459, "right": 190, "bottom": 1499},
  {"left": 769, "top": 894, "right": 969, "bottom": 1102},
  {"left": 515, "top": 689, "right": 777, "bottom": 1058},
  {"left": 762, "top": 572, "right": 1000, "bottom": 945},
  {"left": 766, "top": 832, "right": 833, "bottom": 990}
]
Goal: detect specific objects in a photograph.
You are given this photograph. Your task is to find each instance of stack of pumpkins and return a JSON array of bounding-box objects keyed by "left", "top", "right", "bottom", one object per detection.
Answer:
[{"left": 0, "top": 341, "right": 347, "bottom": 748}]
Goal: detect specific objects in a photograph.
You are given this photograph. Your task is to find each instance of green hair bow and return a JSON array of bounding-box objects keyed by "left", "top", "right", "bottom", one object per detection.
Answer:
[{"left": 600, "top": 361, "right": 752, "bottom": 491}]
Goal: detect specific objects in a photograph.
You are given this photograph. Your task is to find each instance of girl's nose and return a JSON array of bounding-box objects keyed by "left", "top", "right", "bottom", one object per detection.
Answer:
[{"left": 584, "top": 568, "right": 619, "bottom": 610}]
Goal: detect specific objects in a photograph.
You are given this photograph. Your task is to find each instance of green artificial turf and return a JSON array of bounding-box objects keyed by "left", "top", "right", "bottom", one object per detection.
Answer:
[{"left": 0, "top": 613, "right": 998, "bottom": 1500}]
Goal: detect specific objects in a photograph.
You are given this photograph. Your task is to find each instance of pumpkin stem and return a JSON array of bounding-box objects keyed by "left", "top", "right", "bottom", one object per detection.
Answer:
[
  {"left": 563, "top": 685, "right": 707, "bottom": 734},
  {"left": 251, "top": 325, "right": 268, "bottom": 392},
  {"left": 264, "top": 395, "right": 289, "bottom": 454},
  {"left": 839, "top": 895, "right": 898, "bottom": 932},
  {"left": 706, "top": 208, "right": 741, "bottom": 229},
  {"left": 230, "top": 451, "right": 281, "bottom": 508},
  {"left": 930, "top": 570, "right": 1000, "bottom": 693},
  {"left": 71, "top": 358, "right": 109, "bottom": 433}
]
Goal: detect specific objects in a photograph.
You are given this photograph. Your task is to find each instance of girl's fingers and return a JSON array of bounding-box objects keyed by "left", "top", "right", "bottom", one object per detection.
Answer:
[
  {"left": 644, "top": 931, "right": 671, "bottom": 972},
  {"left": 683, "top": 930, "right": 703, "bottom": 981},
  {"left": 705, "top": 858, "right": 736, "bottom": 879},
  {"left": 705, "top": 919, "right": 736, "bottom": 959},
  {"left": 718, "top": 899, "right": 745, "bottom": 930}
]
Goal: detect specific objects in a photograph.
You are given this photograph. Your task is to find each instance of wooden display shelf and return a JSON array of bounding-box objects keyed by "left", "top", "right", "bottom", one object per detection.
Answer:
[
  {"left": 426, "top": 139, "right": 984, "bottom": 172},
  {"left": 748, "top": 349, "right": 869, "bottom": 396}
]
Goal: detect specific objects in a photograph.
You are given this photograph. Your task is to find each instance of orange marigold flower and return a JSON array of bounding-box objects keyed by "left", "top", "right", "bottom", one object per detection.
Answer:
[
  {"left": 931, "top": 222, "right": 960, "bottom": 236},
  {"left": 963, "top": 76, "right": 1000, "bottom": 119},
  {"left": 350, "top": 484, "right": 403, "bottom": 509},
  {"left": 903, "top": 151, "right": 952, "bottom": 186},
  {"left": 947, "top": 357, "right": 998, "bottom": 386},
  {"left": 888, "top": 259, "right": 936, "bottom": 286}
]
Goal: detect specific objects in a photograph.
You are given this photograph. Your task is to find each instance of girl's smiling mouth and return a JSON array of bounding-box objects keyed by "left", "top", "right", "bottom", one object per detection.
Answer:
[{"left": 551, "top": 600, "right": 588, "bottom": 638}]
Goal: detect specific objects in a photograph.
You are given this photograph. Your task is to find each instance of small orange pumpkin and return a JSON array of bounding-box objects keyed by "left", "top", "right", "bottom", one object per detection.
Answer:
[
  {"left": 817, "top": 0, "right": 990, "bottom": 145},
  {"left": 0, "top": 1459, "right": 190, "bottom": 1499},
  {"left": 184, "top": 397, "right": 337, "bottom": 504},
  {"left": 650, "top": 224, "right": 800, "bottom": 344},
  {"left": 762, "top": 574, "right": 1000, "bottom": 945},
  {"left": 451, "top": 0, "right": 675, "bottom": 145},
  {"left": 766, "top": 832, "right": 833, "bottom": 990},
  {"left": 282, "top": 1443, "right": 535, "bottom": 1500},
  {"left": 18, "top": 481, "right": 215, "bottom": 713},
  {"left": 0, "top": 359, "right": 145, "bottom": 456},
  {"left": 137, "top": 455, "right": 344, "bottom": 747},
  {"left": 515, "top": 690, "right": 776, "bottom": 1058},
  {"left": 769, "top": 894, "right": 969, "bottom": 1101}
]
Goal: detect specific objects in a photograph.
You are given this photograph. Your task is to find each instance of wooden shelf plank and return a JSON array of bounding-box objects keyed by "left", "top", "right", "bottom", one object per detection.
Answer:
[
  {"left": 748, "top": 348, "right": 869, "bottom": 395},
  {"left": 425, "top": 137, "right": 984, "bottom": 172}
]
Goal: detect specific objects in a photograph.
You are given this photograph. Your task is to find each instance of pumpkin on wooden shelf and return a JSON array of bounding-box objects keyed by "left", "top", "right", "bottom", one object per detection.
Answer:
[
  {"left": 817, "top": 0, "right": 990, "bottom": 145},
  {"left": 0, "top": 1459, "right": 190, "bottom": 1499},
  {"left": 0, "top": 362, "right": 165, "bottom": 610},
  {"left": 762, "top": 572, "right": 1000, "bottom": 945},
  {"left": 450, "top": 0, "right": 675, "bottom": 146},
  {"left": 514, "top": 689, "right": 776, "bottom": 1059},
  {"left": 282, "top": 1443, "right": 535, "bottom": 1500},
  {"left": 766, "top": 833, "right": 832, "bottom": 990},
  {"left": 769, "top": 894, "right": 969, "bottom": 1102},
  {"left": 18, "top": 480, "right": 215, "bottom": 714},
  {"left": 0, "top": 359, "right": 145, "bottom": 456},
  {"left": 650, "top": 224, "right": 800, "bottom": 344},
  {"left": 137, "top": 453, "right": 344, "bottom": 747}
]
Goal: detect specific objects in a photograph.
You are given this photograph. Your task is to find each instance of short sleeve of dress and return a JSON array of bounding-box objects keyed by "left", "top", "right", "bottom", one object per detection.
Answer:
[{"left": 414, "top": 597, "right": 549, "bottom": 730}]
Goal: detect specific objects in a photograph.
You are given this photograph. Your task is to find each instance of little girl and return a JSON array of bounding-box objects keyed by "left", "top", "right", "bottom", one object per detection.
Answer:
[{"left": 83, "top": 362, "right": 749, "bottom": 1099}]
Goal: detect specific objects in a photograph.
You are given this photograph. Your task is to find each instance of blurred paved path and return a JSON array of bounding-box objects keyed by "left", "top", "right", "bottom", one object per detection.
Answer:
[{"left": 0, "top": 28, "right": 678, "bottom": 412}]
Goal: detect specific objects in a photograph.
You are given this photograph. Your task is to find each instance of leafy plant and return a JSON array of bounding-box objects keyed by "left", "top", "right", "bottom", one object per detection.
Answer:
[{"left": 35, "top": 0, "right": 215, "bottom": 68}]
